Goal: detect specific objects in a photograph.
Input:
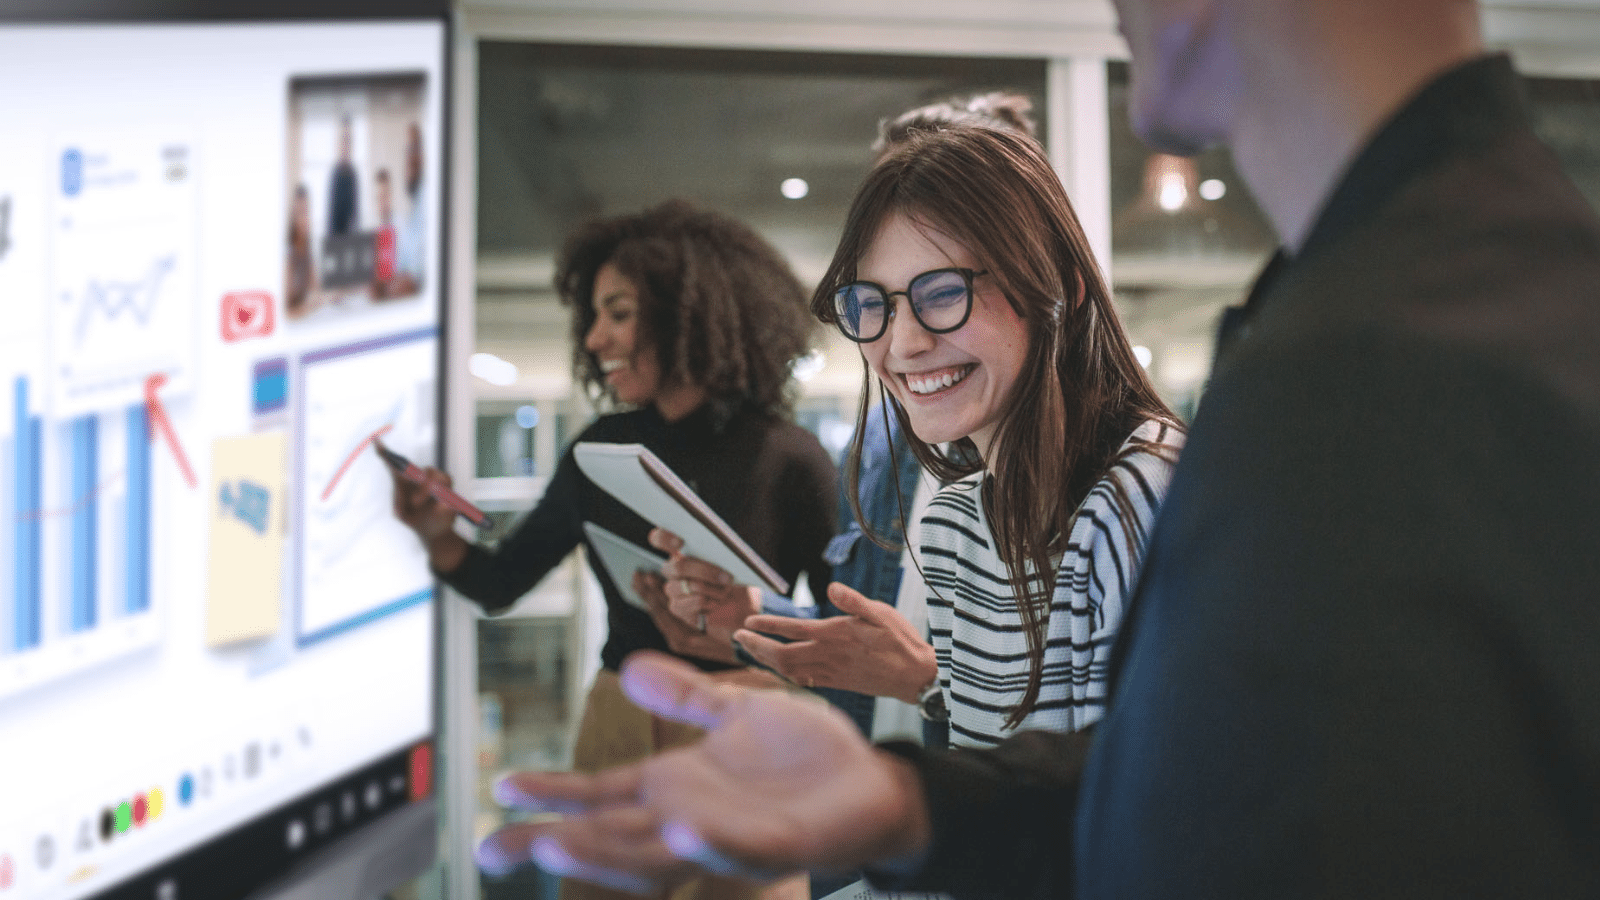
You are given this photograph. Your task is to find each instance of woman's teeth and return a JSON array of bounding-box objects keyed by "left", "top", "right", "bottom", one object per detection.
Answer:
[
  {"left": 600, "top": 359, "right": 626, "bottom": 374},
  {"left": 907, "top": 367, "right": 971, "bottom": 395}
]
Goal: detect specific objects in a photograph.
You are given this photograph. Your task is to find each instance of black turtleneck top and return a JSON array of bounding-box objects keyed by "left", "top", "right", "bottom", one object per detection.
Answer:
[{"left": 442, "top": 403, "right": 836, "bottom": 672}]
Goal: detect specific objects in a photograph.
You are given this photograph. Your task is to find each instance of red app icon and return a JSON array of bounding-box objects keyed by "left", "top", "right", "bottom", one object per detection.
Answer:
[
  {"left": 408, "top": 742, "right": 433, "bottom": 802},
  {"left": 374, "top": 226, "right": 397, "bottom": 282},
  {"left": 221, "top": 291, "right": 275, "bottom": 342}
]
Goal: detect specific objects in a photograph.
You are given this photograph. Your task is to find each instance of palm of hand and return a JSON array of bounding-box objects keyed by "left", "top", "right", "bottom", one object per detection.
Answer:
[
  {"left": 739, "top": 585, "right": 935, "bottom": 700},
  {"left": 638, "top": 688, "right": 905, "bottom": 872}
]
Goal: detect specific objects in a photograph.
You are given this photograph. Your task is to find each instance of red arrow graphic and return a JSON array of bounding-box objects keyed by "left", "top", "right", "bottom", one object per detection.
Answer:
[{"left": 144, "top": 372, "right": 197, "bottom": 489}]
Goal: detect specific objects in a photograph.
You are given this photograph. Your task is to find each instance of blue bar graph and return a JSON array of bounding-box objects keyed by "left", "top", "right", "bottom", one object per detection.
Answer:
[
  {"left": 2, "top": 427, "right": 10, "bottom": 655},
  {"left": 12, "top": 377, "right": 41, "bottom": 651},
  {"left": 126, "top": 403, "right": 151, "bottom": 614},
  {"left": 70, "top": 415, "right": 99, "bottom": 632}
]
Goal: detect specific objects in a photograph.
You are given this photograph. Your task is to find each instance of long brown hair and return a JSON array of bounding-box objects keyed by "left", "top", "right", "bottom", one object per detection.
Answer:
[{"left": 813, "top": 126, "right": 1180, "bottom": 727}]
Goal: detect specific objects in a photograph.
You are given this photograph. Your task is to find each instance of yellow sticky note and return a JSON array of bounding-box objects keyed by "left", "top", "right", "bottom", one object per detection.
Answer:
[{"left": 205, "top": 432, "right": 287, "bottom": 646}]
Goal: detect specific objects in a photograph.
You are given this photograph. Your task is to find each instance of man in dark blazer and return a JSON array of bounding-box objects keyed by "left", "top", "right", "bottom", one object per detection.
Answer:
[
  {"left": 476, "top": 1, "right": 1600, "bottom": 897},
  {"left": 327, "top": 116, "right": 359, "bottom": 236}
]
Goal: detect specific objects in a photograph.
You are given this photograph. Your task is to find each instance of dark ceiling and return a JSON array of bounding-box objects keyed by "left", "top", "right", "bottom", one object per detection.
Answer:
[{"left": 476, "top": 42, "right": 1049, "bottom": 262}]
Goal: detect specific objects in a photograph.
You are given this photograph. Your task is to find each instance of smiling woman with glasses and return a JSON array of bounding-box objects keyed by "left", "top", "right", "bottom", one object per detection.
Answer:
[
  {"left": 722, "top": 123, "right": 1187, "bottom": 751},
  {"left": 654, "top": 124, "right": 1187, "bottom": 756}
]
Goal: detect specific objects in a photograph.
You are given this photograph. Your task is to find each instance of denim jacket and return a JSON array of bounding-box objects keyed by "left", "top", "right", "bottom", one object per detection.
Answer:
[
  {"left": 824, "top": 405, "right": 921, "bottom": 607},
  {"left": 813, "top": 407, "right": 950, "bottom": 747}
]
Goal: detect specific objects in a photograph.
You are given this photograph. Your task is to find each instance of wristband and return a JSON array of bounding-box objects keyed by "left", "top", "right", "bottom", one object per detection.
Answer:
[{"left": 915, "top": 678, "right": 948, "bottom": 722}]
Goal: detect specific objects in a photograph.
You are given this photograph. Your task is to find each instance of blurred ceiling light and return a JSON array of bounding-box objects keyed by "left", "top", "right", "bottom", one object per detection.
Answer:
[
  {"left": 1123, "top": 154, "right": 1199, "bottom": 215},
  {"left": 470, "top": 352, "right": 519, "bottom": 386},
  {"left": 1133, "top": 345, "right": 1153, "bottom": 368},
  {"left": 792, "top": 348, "right": 825, "bottom": 382},
  {"left": 780, "top": 177, "right": 809, "bottom": 200},
  {"left": 1157, "top": 172, "right": 1189, "bottom": 212},
  {"left": 1112, "top": 152, "right": 1273, "bottom": 277},
  {"left": 515, "top": 405, "right": 540, "bottom": 429}
]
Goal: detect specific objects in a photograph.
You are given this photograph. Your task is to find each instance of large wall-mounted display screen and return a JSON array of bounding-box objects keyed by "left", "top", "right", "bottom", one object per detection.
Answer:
[{"left": 0, "top": 11, "right": 446, "bottom": 899}]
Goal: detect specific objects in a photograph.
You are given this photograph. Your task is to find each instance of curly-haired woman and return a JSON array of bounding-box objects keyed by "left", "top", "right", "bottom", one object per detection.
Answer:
[{"left": 391, "top": 199, "right": 834, "bottom": 900}]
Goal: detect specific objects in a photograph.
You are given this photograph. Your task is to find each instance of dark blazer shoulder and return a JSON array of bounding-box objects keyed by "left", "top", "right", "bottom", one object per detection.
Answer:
[{"left": 1253, "top": 130, "right": 1600, "bottom": 425}]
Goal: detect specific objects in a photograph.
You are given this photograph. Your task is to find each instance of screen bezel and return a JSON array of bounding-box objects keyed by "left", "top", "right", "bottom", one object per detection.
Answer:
[{"left": 0, "top": 4, "right": 453, "bottom": 898}]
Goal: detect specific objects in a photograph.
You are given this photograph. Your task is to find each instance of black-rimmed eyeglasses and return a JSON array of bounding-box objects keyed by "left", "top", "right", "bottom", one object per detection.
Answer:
[{"left": 830, "top": 267, "right": 987, "bottom": 343}]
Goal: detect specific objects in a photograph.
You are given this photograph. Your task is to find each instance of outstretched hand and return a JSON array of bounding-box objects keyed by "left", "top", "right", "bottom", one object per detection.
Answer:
[
  {"left": 735, "top": 582, "right": 937, "bottom": 702},
  {"left": 476, "top": 651, "right": 932, "bottom": 893}
]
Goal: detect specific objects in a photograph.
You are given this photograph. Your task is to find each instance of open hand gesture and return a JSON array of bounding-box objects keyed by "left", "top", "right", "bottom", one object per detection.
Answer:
[
  {"left": 735, "top": 582, "right": 936, "bottom": 702},
  {"left": 475, "top": 651, "right": 931, "bottom": 892}
]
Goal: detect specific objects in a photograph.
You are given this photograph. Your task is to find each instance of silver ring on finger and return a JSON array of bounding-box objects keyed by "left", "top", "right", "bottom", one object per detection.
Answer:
[
  {"left": 680, "top": 578, "right": 693, "bottom": 597},
  {"left": 696, "top": 612, "right": 707, "bottom": 634}
]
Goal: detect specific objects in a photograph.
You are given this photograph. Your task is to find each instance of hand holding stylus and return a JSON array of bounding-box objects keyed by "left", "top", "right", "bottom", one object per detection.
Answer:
[
  {"left": 381, "top": 441, "right": 485, "bottom": 573},
  {"left": 377, "top": 440, "right": 490, "bottom": 529}
]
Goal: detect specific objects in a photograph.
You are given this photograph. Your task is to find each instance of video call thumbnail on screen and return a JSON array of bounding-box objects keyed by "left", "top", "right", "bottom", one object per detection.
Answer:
[{"left": 0, "top": 12, "right": 446, "bottom": 900}]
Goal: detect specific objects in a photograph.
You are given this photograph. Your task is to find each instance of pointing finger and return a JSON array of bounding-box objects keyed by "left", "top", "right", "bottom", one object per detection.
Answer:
[
  {"left": 737, "top": 615, "right": 825, "bottom": 641},
  {"left": 730, "top": 629, "right": 796, "bottom": 674}
]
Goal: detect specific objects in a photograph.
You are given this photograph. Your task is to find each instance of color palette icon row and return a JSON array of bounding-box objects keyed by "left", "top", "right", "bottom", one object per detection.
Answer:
[{"left": 98, "top": 788, "right": 169, "bottom": 842}]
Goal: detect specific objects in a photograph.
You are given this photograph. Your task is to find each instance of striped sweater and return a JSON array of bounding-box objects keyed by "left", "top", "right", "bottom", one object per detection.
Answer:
[{"left": 920, "top": 419, "right": 1183, "bottom": 747}]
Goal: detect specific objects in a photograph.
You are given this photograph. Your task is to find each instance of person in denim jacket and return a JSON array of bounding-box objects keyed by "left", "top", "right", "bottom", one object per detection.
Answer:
[{"left": 813, "top": 402, "right": 941, "bottom": 748}]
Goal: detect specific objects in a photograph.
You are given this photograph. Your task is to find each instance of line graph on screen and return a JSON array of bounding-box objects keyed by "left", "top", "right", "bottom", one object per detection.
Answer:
[
  {"left": 50, "top": 131, "right": 196, "bottom": 417},
  {"left": 296, "top": 329, "right": 436, "bottom": 644},
  {"left": 69, "top": 254, "right": 176, "bottom": 344}
]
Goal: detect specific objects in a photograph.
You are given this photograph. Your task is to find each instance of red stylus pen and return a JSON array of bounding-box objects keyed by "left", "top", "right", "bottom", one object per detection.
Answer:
[{"left": 374, "top": 440, "right": 492, "bottom": 529}]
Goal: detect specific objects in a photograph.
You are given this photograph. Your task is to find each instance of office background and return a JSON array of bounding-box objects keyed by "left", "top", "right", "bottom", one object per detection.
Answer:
[{"left": 410, "top": 2, "right": 1600, "bottom": 898}]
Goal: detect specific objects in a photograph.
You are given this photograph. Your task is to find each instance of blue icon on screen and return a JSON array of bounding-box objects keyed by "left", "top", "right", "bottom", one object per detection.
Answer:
[
  {"left": 179, "top": 773, "right": 195, "bottom": 805},
  {"left": 61, "top": 148, "right": 83, "bottom": 197}
]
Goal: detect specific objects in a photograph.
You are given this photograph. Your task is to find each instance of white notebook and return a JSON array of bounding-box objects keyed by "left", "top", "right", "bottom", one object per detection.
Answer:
[{"left": 572, "top": 442, "right": 790, "bottom": 595}]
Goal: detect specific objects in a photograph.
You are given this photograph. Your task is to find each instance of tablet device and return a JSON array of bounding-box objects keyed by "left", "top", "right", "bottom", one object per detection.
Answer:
[
  {"left": 572, "top": 442, "right": 789, "bottom": 594},
  {"left": 582, "top": 521, "right": 667, "bottom": 611}
]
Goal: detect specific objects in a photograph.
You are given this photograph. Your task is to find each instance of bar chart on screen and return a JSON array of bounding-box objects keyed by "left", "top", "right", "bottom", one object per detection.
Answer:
[
  {"left": 0, "top": 132, "right": 185, "bottom": 702},
  {"left": 2, "top": 368, "right": 164, "bottom": 702}
]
